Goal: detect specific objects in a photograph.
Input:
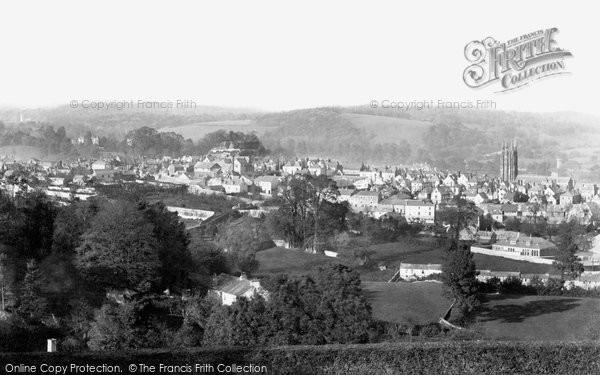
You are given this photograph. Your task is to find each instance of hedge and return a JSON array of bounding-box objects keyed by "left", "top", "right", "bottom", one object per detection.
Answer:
[{"left": 1, "top": 341, "right": 599, "bottom": 374}]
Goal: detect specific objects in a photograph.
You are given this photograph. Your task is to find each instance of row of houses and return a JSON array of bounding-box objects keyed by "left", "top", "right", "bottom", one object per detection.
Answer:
[{"left": 398, "top": 262, "right": 600, "bottom": 290}]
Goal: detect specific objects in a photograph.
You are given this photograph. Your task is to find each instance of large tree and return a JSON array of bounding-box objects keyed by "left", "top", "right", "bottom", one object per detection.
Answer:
[
  {"left": 441, "top": 240, "right": 481, "bottom": 321},
  {"left": 74, "top": 201, "right": 161, "bottom": 293},
  {"left": 266, "top": 174, "right": 343, "bottom": 250},
  {"left": 554, "top": 220, "right": 584, "bottom": 280}
]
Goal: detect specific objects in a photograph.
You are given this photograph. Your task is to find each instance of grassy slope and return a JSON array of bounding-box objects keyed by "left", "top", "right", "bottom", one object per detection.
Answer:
[
  {"left": 255, "top": 247, "right": 346, "bottom": 277},
  {"left": 363, "top": 281, "right": 600, "bottom": 340},
  {"left": 362, "top": 281, "right": 450, "bottom": 325},
  {"left": 473, "top": 294, "right": 600, "bottom": 341}
]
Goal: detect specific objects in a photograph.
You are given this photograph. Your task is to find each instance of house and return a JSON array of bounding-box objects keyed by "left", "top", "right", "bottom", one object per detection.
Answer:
[
  {"left": 473, "top": 192, "right": 489, "bottom": 206},
  {"left": 337, "top": 188, "right": 356, "bottom": 203},
  {"left": 222, "top": 176, "right": 248, "bottom": 194},
  {"left": 353, "top": 178, "right": 371, "bottom": 190},
  {"left": 431, "top": 186, "right": 453, "bottom": 204},
  {"left": 194, "top": 161, "right": 222, "bottom": 177},
  {"left": 579, "top": 184, "right": 596, "bottom": 201},
  {"left": 560, "top": 190, "right": 581, "bottom": 206},
  {"left": 399, "top": 262, "right": 442, "bottom": 280},
  {"left": 234, "top": 158, "right": 253, "bottom": 175},
  {"left": 254, "top": 175, "right": 280, "bottom": 196},
  {"left": 211, "top": 274, "right": 268, "bottom": 306},
  {"left": 91, "top": 160, "right": 109, "bottom": 171},
  {"left": 167, "top": 163, "right": 185, "bottom": 176},
  {"left": 489, "top": 236, "right": 558, "bottom": 259},
  {"left": 404, "top": 200, "right": 435, "bottom": 223},
  {"left": 48, "top": 177, "right": 65, "bottom": 186},
  {"left": 491, "top": 209, "right": 503, "bottom": 223},
  {"left": 282, "top": 161, "right": 303, "bottom": 175},
  {"left": 410, "top": 179, "right": 423, "bottom": 194},
  {"left": 348, "top": 191, "right": 381, "bottom": 209},
  {"left": 377, "top": 194, "right": 409, "bottom": 214}
]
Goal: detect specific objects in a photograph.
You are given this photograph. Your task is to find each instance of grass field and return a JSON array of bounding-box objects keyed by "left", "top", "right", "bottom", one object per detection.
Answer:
[
  {"left": 362, "top": 281, "right": 600, "bottom": 341},
  {"left": 473, "top": 294, "right": 600, "bottom": 341},
  {"left": 362, "top": 281, "right": 450, "bottom": 325},
  {"left": 255, "top": 247, "right": 345, "bottom": 277}
]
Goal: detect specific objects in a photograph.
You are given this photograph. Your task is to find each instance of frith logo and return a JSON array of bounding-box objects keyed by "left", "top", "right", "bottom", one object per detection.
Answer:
[{"left": 463, "top": 28, "right": 573, "bottom": 92}]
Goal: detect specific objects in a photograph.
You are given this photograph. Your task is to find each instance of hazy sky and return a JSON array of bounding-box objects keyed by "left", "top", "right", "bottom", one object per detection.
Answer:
[{"left": 0, "top": 0, "right": 596, "bottom": 115}]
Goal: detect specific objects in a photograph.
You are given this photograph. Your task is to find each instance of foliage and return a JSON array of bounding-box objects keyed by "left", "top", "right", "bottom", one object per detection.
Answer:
[
  {"left": 553, "top": 220, "right": 584, "bottom": 280},
  {"left": 203, "top": 264, "right": 373, "bottom": 347},
  {"left": 215, "top": 216, "right": 269, "bottom": 274},
  {"left": 441, "top": 241, "right": 481, "bottom": 321},
  {"left": 16, "top": 260, "right": 49, "bottom": 321}
]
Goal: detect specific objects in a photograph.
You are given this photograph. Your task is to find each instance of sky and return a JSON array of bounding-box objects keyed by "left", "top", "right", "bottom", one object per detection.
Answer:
[{"left": 0, "top": 0, "right": 597, "bottom": 115}]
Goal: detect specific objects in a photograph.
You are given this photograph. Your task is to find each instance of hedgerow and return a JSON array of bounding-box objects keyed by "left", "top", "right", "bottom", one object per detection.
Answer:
[{"left": 1, "top": 341, "right": 598, "bottom": 375}]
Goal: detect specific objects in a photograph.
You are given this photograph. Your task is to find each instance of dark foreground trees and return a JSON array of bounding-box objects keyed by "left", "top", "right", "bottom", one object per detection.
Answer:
[
  {"left": 553, "top": 220, "right": 584, "bottom": 280},
  {"left": 441, "top": 240, "right": 481, "bottom": 322},
  {"left": 203, "top": 264, "right": 373, "bottom": 346}
]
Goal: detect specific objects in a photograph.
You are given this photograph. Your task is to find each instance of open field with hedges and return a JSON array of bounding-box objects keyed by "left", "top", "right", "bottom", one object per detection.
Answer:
[
  {"left": 473, "top": 294, "right": 600, "bottom": 341},
  {"left": 362, "top": 281, "right": 450, "bottom": 325},
  {"left": 363, "top": 280, "right": 600, "bottom": 341},
  {"left": 2, "top": 342, "right": 599, "bottom": 374}
]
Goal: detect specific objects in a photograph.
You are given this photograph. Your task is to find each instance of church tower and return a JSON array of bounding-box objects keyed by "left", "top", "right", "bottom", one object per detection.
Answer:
[{"left": 501, "top": 140, "right": 518, "bottom": 182}]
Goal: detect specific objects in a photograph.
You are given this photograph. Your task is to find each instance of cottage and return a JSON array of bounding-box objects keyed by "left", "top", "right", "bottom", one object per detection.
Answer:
[
  {"left": 399, "top": 262, "right": 442, "bottom": 280},
  {"left": 254, "top": 175, "right": 280, "bottom": 196},
  {"left": 211, "top": 274, "right": 268, "bottom": 306}
]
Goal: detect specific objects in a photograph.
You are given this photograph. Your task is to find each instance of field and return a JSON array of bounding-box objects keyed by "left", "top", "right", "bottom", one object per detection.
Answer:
[
  {"left": 255, "top": 247, "right": 344, "bottom": 277},
  {"left": 158, "top": 120, "right": 274, "bottom": 141},
  {"left": 362, "top": 281, "right": 450, "bottom": 325},
  {"left": 473, "top": 294, "right": 600, "bottom": 341},
  {"left": 362, "top": 280, "right": 600, "bottom": 341}
]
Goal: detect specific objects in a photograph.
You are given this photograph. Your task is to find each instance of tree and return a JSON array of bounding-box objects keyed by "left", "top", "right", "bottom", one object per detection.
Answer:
[
  {"left": 140, "top": 201, "right": 193, "bottom": 291},
  {"left": 87, "top": 302, "right": 139, "bottom": 350},
  {"left": 74, "top": 201, "right": 161, "bottom": 293},
  {"left": 215, "top": 216, "right": 269, "bottom": 274},
  {"left": 441, "top": 240, "right": 481, "bottom": 321},
  {"left": 17, "top": 260, "right": 49, "bottom": 320},
  {"left": 202, "top": 265, "right": 373, "bottom": 347},
  {"left": 0, "top": 252, "right": 11, "bottom": 311},
  {"left": 267, "top": 174, "right": 341, "bottom": 250},
  {"left": 554, "top": 220, "right": 584, "bottom": 280}
]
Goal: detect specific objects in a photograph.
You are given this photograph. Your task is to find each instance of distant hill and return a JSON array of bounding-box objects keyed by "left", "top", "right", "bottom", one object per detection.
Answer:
[{"left": 2, "top": 104, "right": 599, "bottom": 178}]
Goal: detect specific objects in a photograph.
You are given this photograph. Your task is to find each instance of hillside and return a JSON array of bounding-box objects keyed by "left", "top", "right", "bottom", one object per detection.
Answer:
[
  {"left": 3, "top": 105, "right": 600, "bottom": 177},
  {"left": 157, "top": 120, "right": 272, "bottom": 141}
]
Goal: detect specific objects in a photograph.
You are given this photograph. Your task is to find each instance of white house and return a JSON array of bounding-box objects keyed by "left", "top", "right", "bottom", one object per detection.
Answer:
[
  {"left": 403, "top": 200, "right": 435, "bottom": 223},
  {"left": 254, "top": 175, "right": 280, "bottom": 196},
  {"left": 211, "top": 274, "right": 268, "bottom": 306},
  {"left": 399, "top": 263, "right": 442, "bottom": 280}
]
